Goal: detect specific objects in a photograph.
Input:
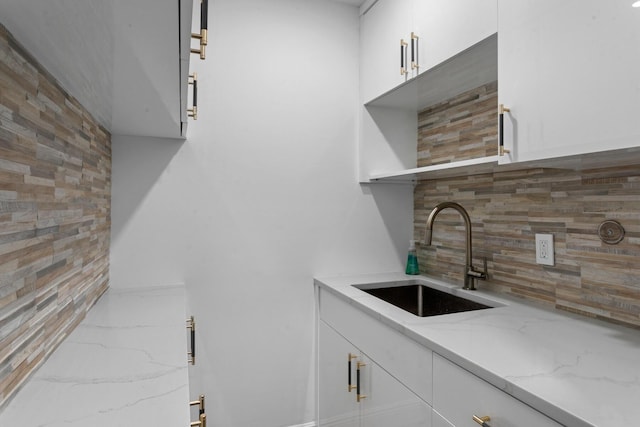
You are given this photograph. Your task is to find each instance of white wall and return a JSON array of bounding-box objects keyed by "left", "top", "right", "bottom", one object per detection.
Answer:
[{"left": 110, "top": 0, "right": 412, "bottom": 425}]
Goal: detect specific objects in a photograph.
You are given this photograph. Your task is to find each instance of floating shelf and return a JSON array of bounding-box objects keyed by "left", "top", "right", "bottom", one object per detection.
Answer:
[{"left": 368, "top": 156, "right": 499, "bottom": 184}]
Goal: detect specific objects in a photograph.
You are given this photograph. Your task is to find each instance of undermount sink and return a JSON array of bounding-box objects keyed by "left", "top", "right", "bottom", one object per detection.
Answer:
[{"left": 354, "top": 283, "right": 495, "bottom": 317}]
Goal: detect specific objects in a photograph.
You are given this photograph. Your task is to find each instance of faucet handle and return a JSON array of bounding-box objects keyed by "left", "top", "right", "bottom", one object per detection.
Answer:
[
  {"left": 467, "top": 257, "right": 488, "bottom": 280},
  {"left": 467, "top": 268, "right": 487, "bottom": 279}
]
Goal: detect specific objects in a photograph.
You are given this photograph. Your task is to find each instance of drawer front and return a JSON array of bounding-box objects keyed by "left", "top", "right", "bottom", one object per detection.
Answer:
[
  {"left": 433, "top": 354, "right": 562, "bottom": 427},
  {"left": 319, "top": 288, "right": 432, "bottom": 404}
]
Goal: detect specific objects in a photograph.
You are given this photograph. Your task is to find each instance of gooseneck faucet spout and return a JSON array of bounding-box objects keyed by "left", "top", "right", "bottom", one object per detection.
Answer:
[{"left": 424, "top": 202, "right": 486, "bottom": 290}]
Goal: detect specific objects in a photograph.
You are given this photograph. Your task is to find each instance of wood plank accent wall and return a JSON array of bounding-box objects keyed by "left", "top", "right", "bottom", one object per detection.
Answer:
[
  {"left": 0, "top": 24, "right": 111, "bottom": 406},
  {"left": 414, "top": 85, "right": 640, "bottom": 328}
]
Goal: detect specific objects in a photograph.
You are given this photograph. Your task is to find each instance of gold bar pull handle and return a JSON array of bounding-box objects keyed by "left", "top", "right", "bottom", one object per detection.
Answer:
[
  {"left": 188, "top": 73, "right": 198, "bottom": 121},
  {"left": 190, "top": 413, "right": 206, "bottom": 427},
  {"left": 347, "top": 353, "right": 357, "bottom": 392},
  {"left": 499, "top": 104, "right": 511, "bottom": 156},
  {"left": 191, "top": 0, "right": 208, "bottom": 45},
  {"left": 410, "top": 32, "right": 419, "bottom": 70},
  {"left": 190, "top": 394, "right": 205, "bottom": 415},
  {"left": 356, "top": 361, "right": 367, "bottom": 402},
  {"left": 186, "top": 316, "right": 196, "bottom": 365},
  {"left": 191, "top": 0, "right": 208, "bottom": 60},
  {"left": 473, "top": 415, "right": 491, "bottom": 427},
  {"left": 190, "top": 44, "right": 206, "bottom": 60},
  {"left": 400, "top": 39, "right": 408, "bottom": 75}
]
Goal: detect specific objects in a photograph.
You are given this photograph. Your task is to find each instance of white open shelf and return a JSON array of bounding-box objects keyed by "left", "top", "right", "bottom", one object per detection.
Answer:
[
  {"left": 369, "top": 155, "right": 499, "bottom": 184},
  {"left": 360, "top": 34, "right": 499, "bottom": 184}
]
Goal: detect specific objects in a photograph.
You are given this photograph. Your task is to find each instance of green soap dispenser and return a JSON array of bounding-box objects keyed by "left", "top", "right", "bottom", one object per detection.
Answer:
[{"left": 405, "top": 240, "right": 420, "bottom": 275}]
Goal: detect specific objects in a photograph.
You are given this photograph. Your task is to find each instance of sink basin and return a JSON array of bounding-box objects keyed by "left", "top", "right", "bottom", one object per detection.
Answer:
[{"left": 354, "top": 283, "right": 493, "bottom": 317}]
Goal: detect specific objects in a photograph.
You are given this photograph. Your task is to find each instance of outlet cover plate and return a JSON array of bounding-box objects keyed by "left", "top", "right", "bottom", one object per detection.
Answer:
[{"left": 535, "top": 233, "right": 554, "bottom": 266}]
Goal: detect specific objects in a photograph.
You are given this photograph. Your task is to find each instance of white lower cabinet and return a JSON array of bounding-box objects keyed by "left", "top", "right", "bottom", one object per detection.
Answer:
[
  {"left": 317, "top": 286, "right": 561, "bottom": 427},
  {"left": 319, "top": 288, "right": 433, "bottom": 404},
  {"left": 319, "top": 320, "right": 432, "bottom": 427},
  {"left": 318, "top": 320, "right": 358, "bottom": 427},
  {"left": 432, "top": 354, "right": 561, "bottom": 427}
]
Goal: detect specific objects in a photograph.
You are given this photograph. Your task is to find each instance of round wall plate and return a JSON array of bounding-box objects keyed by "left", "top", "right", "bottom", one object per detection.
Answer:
[{"left": 598, "top": 220, "right": 625, "bottom": 245}]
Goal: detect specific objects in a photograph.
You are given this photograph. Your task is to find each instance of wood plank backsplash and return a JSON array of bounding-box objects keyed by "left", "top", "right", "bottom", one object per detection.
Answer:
[
  {"left": 0, "top": 24, "right": 111, "bottom": 406},
  {"left": 418, "top": 81, "right": 498, "bottom": 167},
  {"left": 414, "top": 84, "right": 640, "bottom": 328}
]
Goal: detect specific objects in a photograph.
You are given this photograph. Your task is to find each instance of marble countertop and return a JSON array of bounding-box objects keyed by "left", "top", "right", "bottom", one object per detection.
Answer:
[
  {"left": 315, "top": 272, "right": 640, "bottom": 427},
  {"left": 0, "top": 286, "right": 190, "bottom": 427}
]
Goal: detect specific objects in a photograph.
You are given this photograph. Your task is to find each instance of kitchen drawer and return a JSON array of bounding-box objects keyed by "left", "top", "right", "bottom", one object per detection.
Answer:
[
  {"left": 319, "top": 287, "right": 432, "bottom": 404},
  {"left": 433, "top": 354, "right": 562, "bottom": 427}
]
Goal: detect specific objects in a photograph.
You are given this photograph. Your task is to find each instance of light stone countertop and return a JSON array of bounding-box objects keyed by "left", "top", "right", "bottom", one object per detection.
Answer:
[
  {"left": 0, "top": 286, "right": 190, "bottom": 427},
  {"left": 315, "top": 272, "right": 640, "bottom": 427}
]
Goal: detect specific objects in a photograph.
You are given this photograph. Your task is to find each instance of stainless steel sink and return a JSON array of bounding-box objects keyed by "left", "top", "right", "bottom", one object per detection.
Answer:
[{"left": 354, "top": 283, "right": 494, "bottom": 317}]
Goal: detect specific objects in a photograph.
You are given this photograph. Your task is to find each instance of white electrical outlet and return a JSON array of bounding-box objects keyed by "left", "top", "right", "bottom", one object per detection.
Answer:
[{"left": 535, "top": 233, "right": 554, "bottom": 266}]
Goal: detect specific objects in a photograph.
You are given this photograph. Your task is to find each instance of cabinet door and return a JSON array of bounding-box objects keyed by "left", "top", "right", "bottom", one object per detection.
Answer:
[
  {"left": 318, "top": 320, "right": 359, "bottom": 427},
  {"left": 319, "top": 287, "right": 433, "bottom": 405},
  {"left": 319, "top": 321, "right": 432, "bottom": 427},
  {"left": 359, "top": 351, "right": 432, "bottom": 427},
  {"left": 360, "top": 0, "right": 412, "bottom": 102},
  {"left": 498, "top": 0, "right": 640, "bottom": 164},
  {"left": 413, "top": 0, "right": 497, "bottom": 73},
  {"left": 433, "top": 354, "right": 562, "bottom": 427}
]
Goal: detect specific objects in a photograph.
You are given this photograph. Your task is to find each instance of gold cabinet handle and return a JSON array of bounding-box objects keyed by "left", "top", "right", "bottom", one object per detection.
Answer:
[
  {"left": 190, "top": 413, "right": 206, "bottom": 427},
  {"left": 190, "top": 394, "right": 205, "bottom": 415},
  {"left": 410, "top": 32, "right": 419, "bottom": 70},
  {"left": 356, "top": 361, "right": 367, "bottom": 402},
  {"left": 499, "top": 104, "right": 511, "bottom": 156},
  {"left": 189, "top": 394, "right": 206, "bottom": 426},
  {"left": 400, "top": 39, "right": 408, "bottom": 75},
  {"left": 473, "top": 415, "right": 491, "bottom": 427},
  {"left": 187, "top": 316, "right": 196, "bottom": 365},
  {"left": 188, "top": 74, "right": 198, "bottom": 121},
  {"left": 347, "top": 353, "right": 357, "bottom": 392},
  {"left": 190, "top": 45, "right": 206, "bottom": 60},
  {"left": 190, "top": 0, "right": 208, "bottom": 59}
]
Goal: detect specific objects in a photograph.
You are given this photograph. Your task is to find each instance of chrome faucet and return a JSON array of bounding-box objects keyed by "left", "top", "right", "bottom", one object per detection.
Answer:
[{"left": 424, "top": 202, "right": 487, "bottom": 290}]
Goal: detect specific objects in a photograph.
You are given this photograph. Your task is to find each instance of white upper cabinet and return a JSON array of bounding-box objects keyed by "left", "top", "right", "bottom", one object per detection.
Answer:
[
  {"left": 413, "top": 0, "right": 497, "bottom": 77},
  {"left": 358, "top": 0, "right": 498, "bottom": 183},
  {"left": 498, "top": 0, "right": 640, "bottom": 164},
  {"left": 0, "top": 0, "right": 194, "bottom": 139},
  {"left": 360, "top": 0, "right": 497, "bottom": 103},
  {"left": 360, "top": 0, "right": 413, "bottom": 103}
]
